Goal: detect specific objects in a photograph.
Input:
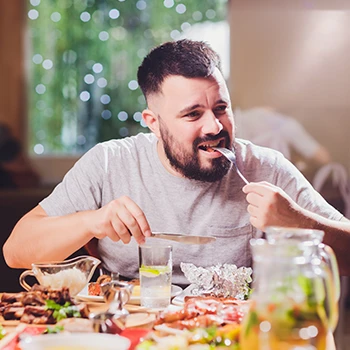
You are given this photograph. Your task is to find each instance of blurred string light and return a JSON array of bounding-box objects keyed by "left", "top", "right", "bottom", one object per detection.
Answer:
[
  {"left": 84, "top": 74, "right": 95, "bottom": 84},
  {"left": 109, "top": 9, "right": 120, "bottom": 19},
  {"left": 92, "top": 63, "right": 103, "bottom": 73},
  {"left": 30, "top": 0, "right": 40, "bottom": 6},
  {"left": 99, "top": 31, "right": 109, "bottom": 41},
  {"left": 118, "top": 111, "right": 128, "bottom": 121},
  {"left": 80, "top": 91, "right": 90, "bottom": 102},
  {"left": 32, "top": 54, "right": 43, "bottom": 64},
  {"left": 77, "top": 135, "right": 86, "bottom": 145},
  {"left": 51, "top": 12, "right": 61, "bottom": 22},
  {"left": 80, "top": 12, "right": 91, "bottom": 22},
  {"left": 97, "top": 78, "right": 108, "bottom": 88},
  {"left": 206, "top": 9, "right": 216, "bottom": 19},
  {"left": 101, "top": 110, "right": 112, "bottom": 120},
  {"left": 138, "top": 95, "right": 146, "bottom": 105},
  {"left": 192, "top": 11, "right": 202, "bottom": 21},
  {"left": 119, "top": 127, "right": 129, "bottom": 137},
  {"left": 100, "top": 94, "right": 111, "bottom": 104},
  {"left": 163, "top": 0, "right": 174, "bottom": 8},
  {"left": 133, "top": 112, "right": 142, "bottom": 122},
  {"left": 181, "top": 22, "right": 191, "bottom": 31},
  {"left": 42, "top": 59, "right": 53, "bottom": 70},
  {"left": 170, "top": 30, "right": 181, "bottom": 39},
  {"left": 128, "top": 80, "right": 138, "bottom": 90},
  {"left": 176, "top": 4, "right": 186, "bottom": 14},
  {"left": 36, "top": 84, "right": 46, "bottom": 94},
  {"left": 136, "top": 1, "right": 147, "bottom": 10},
  {"left": 34, "top": 144, "right": 44, "bottom": 154},
  {"left": 28, "top": 9, "right": 39, "bottom": 20}
]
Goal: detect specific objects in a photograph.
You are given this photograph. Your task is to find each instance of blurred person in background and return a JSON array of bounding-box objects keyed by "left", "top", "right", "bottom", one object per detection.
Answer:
[
  {"left": 234, "top": 106, "right": 331, "bottom": 170},
  {"left": 0, "top": 123, "right": 40, "bottom": 189}
]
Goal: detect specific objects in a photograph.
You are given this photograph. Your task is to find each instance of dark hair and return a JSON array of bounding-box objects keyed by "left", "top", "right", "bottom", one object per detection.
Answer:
[{"left": 137, "top": 39, "right": 221, "bottom": 101}]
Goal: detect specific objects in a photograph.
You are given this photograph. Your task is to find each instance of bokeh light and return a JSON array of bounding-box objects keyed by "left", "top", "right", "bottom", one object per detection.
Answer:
[
  {"left": 35, "top": 84, "right": 46, "bottom": 94},
  {"left": 163, "top": 0, "right": 174, "bottom": 8},
  {"left": 80, "top": 12, "right": 91, "bottom": 22},
  {"left": 80, "top": 91, "right": 90, "bottom": 102},
  {"left": 84, "top": 74, "right": 95, "bottom": 84},
  {"left": 100, "top": 94, "right": 111, "bottom": 104},
  {"left": 101, "top": 110, "right": 112, "bottom": 120},
  {"left": 92, "top": 63, "right": 103, "bottom": 73},
  {"left": 128, "top": 80, "right": 138, "bottom": 90},
  {"left": 33, "top": 54, "right": 43, "bottom": 64},
  {"left": 118, "top": 111, "right": 128, "bottom": 121},
  {"left": 97, "top": 78, "right": 108, "bottom": 88},
  {"left": 28, "top": 9, "right": 39, "bottom": 20},
  {"left": 176, "top": 4, "right": 186, "bottom": 14},
  {"left": 109, "top": 9, "right": 120, "bottom": 19},
  {"left": 51, "top": 12, "right": 61, "bottom": 22}
]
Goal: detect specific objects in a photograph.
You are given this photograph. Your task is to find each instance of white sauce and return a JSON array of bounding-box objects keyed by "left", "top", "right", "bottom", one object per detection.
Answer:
[{"left": 40, "top": 268, "right": 87, "bottom": 296}]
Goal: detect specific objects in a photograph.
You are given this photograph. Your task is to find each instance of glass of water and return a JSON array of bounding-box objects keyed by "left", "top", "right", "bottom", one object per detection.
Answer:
[{"left": 138, "top": 243, "right": 172, "bottom": 309}]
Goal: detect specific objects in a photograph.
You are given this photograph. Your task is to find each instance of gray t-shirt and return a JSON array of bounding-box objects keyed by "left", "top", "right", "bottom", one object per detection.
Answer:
[{"left": 40, "top": 133, "right": 343, "bottom": 285}]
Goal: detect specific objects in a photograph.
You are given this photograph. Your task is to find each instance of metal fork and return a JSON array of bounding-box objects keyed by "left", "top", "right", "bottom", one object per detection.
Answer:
[{"left": 212, "top": 147, "right": 249, "bottom": 185}]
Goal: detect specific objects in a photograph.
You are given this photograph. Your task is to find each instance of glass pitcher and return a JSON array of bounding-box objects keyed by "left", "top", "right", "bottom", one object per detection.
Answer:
[{"left": 240, "top": 227, "right": 340, "bottom": 350}]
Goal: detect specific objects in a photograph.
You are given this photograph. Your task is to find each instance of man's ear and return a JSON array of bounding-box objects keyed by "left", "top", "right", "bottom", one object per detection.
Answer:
[{"left": 142, "top": 109, "right": 160, "bottom": 137}]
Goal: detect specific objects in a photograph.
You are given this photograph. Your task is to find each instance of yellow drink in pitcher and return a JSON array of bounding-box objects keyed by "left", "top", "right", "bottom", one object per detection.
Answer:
[{"left": 240, "top": 299, "right": 328, "bottom": 350}]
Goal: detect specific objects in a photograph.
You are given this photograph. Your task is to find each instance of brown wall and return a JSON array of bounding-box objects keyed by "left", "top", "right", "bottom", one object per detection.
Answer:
[
  {"left": 229, "top": 0, "right": 350, "bottom": 171},
  {"left": 0, "top": 1, "right": 26, "bottom": 141}
]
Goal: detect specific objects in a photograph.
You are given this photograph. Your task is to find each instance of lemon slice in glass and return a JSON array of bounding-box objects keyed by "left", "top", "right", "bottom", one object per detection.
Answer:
[{"left": 139, "top": 265, "right": 170, "bottom": 277}]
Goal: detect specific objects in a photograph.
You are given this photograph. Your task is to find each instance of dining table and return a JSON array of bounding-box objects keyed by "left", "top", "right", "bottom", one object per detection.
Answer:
[{"left": 0, "top": 291, "right": 338, "bottom": 350}]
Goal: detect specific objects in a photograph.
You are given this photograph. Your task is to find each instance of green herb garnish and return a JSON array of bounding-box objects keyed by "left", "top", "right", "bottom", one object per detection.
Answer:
[
  {"left": 45, "top": 300, "right": 81, "bottom": 322},
  {"left": 44, "top": 325, "right": 65, "bottom": 334}
]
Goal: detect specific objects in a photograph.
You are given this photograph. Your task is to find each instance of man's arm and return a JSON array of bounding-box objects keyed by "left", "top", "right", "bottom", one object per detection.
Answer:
[
  {"left": 243, "top": 181, "right": 350, "bottom": 276},
  {"left": 3, "top": 196, "right": 152, "bottom": 268}
]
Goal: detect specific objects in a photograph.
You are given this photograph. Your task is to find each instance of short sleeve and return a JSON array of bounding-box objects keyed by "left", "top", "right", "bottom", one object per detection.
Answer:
[{"left": 40, "top": 144, "right": 105, "bottom": 216}]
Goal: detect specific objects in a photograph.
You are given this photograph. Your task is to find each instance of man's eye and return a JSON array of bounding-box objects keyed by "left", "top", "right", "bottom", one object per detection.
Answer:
[
  {"left": 215, "top": 105, "right": 228, "bottom": 114},
  {"left": 185, "top": 111, "right": 201, "bottom": 119}
]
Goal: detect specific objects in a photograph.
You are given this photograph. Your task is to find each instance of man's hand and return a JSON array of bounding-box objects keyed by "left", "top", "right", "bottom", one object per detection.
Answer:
[
  {"left": 89, "top": 196, "right": 151, "bottom": 245},
  {"left": 243, "top": 181, "right": 304, "bottom": 231}
]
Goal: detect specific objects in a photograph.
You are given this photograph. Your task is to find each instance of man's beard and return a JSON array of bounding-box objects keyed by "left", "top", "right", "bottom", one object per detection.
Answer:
[{"left": 159, "top": 120, "right": 232, "bottom": 182}]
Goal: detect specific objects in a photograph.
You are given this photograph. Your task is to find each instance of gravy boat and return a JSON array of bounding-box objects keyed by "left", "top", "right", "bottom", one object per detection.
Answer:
[{"left": 19, "top": 255, "right": 101, "bottom": 296}]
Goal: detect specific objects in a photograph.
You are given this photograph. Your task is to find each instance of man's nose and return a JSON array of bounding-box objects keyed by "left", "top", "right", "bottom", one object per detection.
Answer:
[{"left": 201, "top": 111, "right": 223, "bottom": 135}]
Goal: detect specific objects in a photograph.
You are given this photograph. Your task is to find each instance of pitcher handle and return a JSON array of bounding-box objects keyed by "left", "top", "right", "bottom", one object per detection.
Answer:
[
  {"left": 19, "top": 270, "right": 35, "bottom": 291},
  {"left": 318, "top": 243, "right": 340, "bottom": 331},
  {"left": 318, "top": 243, "right": 340, "bottom": 300}
]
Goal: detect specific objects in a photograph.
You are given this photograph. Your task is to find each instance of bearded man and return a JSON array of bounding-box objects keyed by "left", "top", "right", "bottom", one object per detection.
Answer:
[{"left": 4, "top": 40, "right": 350, "bottom": 283}]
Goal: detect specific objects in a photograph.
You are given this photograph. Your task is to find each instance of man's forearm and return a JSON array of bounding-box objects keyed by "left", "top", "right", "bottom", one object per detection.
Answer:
[{"left": 3, "top": 206, "right": 96, "bottom": 268}]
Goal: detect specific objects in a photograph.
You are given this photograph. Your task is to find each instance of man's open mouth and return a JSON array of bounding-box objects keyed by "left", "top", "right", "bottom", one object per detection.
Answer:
[{"left": 198, "top": 139, "right": 226, "bottom": 152}]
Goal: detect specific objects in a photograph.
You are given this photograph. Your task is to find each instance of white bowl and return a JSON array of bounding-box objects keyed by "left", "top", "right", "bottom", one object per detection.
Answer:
[{"left": 19, "top": 332, "right": 131, "bottom": 350}]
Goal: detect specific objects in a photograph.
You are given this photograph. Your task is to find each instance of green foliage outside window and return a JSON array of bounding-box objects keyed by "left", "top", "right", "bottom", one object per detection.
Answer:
[{"left": 27, "top": 0, "right": 227, "bottom": 155}]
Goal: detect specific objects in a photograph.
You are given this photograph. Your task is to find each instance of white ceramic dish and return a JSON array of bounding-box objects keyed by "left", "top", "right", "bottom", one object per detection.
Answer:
[
  {"left": 77, "top": 284, "right": 183, "bottom": 304},
  {"left": 171, "top": 284, "right": 196, "bottom": 306},
  {"left": 19, "top": 332, "right": 130, "bottom": 350}
]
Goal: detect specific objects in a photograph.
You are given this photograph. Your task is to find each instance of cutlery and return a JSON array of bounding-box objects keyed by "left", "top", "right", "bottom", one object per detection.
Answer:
[
  {"left": 150, "top": 232, "right": 216, "bottom": 245},
  {"left": 212, "top": 147, "right": 249, "bottom": 185}
]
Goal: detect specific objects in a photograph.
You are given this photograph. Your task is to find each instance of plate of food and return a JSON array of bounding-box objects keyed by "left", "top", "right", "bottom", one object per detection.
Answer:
[{"left": 77, "top": 276, "right": 182, "bottom": 304}]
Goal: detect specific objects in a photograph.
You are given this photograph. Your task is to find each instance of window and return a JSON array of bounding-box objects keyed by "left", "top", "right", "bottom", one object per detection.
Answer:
[{"left": 27, "top": 0, "right": 228, "bottom": 156}]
